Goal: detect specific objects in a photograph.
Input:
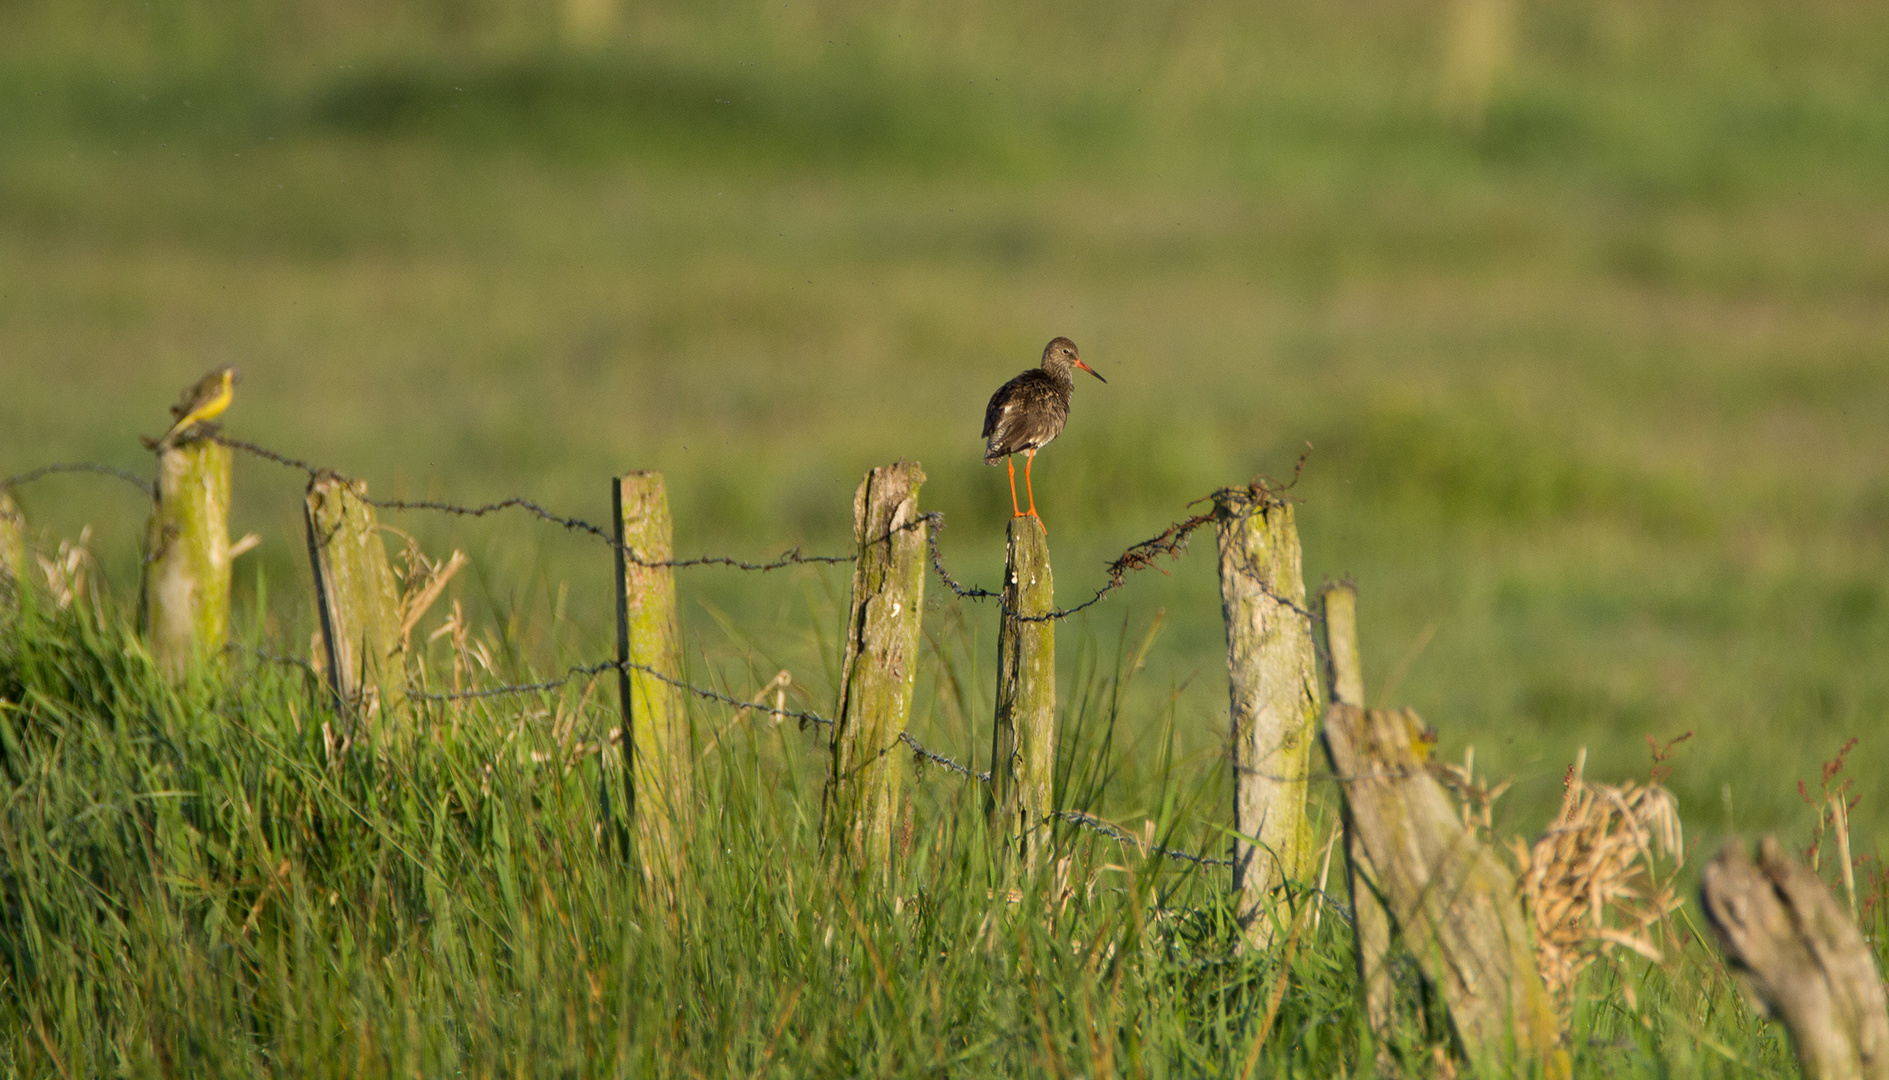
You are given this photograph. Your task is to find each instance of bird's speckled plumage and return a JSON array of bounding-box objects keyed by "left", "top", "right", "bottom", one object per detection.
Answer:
[
  {"left": 981, "top": 337, "right": 1105, "bottom": 523},
  {"left": 982, "top": 338, "right": 1103, "bottom": 464}
]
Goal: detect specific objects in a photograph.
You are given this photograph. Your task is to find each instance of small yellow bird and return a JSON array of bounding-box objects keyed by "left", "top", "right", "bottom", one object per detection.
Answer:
[{"left": 156, "top": 365, "right": 240, "bottom": 448}]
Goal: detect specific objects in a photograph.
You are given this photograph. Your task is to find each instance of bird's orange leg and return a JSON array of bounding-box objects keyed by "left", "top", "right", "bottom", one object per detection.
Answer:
[
  {"left": 1006, "top": 457, "right": 1023, "bottom": 518},
  {"left": 1024, "top": 449, "right": 1045, "bottom": 532}
]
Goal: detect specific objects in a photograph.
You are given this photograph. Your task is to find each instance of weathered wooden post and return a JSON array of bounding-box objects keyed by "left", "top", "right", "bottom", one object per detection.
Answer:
[
  {"left": 1702, "top": 835, "right": 1889, "bottom": 1080},
  {"left": 0, "top": 485, "right": 24, "bottom": 596},
  {"left": 1320, "top": 582, "right": 1394, "bottom": 1042},
  {"left": 822, "top": 462, "right": 928, "bottom": 874},
  {"left": 613, "top": 472, "right": 691, "bottom": 881},
  {"left": 988, "top": 516, "right": 1055, "bottom": 870},
  {"left": 304, "top": 473, "right": 406, "bottom": 733},
  {"left": 1322, "top": 584, "right": 1563, "bottom": 1076},
  {"left": 1213, "top": 484, "right": 1320, "bottom": 946},
  {"left": 140, "top": 436, "right": 233, "bottom": 675}
]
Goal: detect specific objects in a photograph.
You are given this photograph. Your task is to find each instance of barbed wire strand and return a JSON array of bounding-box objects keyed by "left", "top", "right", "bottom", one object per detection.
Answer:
[
  {"left": 213, "top": 434, "right": 858, "bottom": 571},
  {"left": 1, "top": 462, "right": 155, "bottom": 498}
]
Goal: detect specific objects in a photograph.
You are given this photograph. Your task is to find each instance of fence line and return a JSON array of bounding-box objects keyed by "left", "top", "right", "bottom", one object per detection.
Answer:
[
  {"left": 4, "top": 437, "right": 1243, "bottom": 623},
  {"left": 11, "top": 433, "right": 1271, "bottom": 871}
]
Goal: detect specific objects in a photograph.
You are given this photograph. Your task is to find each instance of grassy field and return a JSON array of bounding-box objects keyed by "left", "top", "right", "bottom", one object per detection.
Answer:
[{"left": 2, "top": 0, "right": 1887, "bottom": 1072}]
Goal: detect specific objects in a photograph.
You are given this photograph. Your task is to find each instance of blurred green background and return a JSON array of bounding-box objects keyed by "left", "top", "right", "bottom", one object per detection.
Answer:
[{"left": 2, "top": 0, "right": 1885, "bottom": 848}]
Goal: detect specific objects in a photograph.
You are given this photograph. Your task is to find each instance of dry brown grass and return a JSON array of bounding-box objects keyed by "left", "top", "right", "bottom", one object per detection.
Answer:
[{"left": 1512, "top": 749, "right": 1686, "bottom": 1010}]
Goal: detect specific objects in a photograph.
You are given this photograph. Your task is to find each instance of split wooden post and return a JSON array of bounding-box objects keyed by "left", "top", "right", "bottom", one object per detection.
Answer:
[
  {"left": 988, "top": 516, "right": 1055, "bottom": 869},
  {"left": 822, "top": 462, "right": 928, "bottom": 873},
  {"left": 1320, "top": 582, "right": 1395, "bottom": 1044},
  {"left": 613, "top": 472, "right": 691, "bottom": 880},
  {"left": 1702, "top": 835, "right": 1889, "bottom": 1080},
  {"left": 140, "top": 437, "right": 233, "bottom": 676},
  {"left": 1213, "top": 484, "right": 1320, "bottom": 946},
  {"left": 1322, "top": 586, "right": 1562, "bottom": 1076},
  {"left": 304, "top": 473, "right": 406, "bottom": 733},
  {"left": 0, "top": 485, "right": 24, "bottom": 599}
]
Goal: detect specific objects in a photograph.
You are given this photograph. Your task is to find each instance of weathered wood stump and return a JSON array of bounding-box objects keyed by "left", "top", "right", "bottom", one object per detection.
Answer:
[
  {"left": 1321, "top": 583, "right": 1563, "bottom": 1076},
  {"left": 142, "top": 437, "right": 233, "bottom": 676},
  {"left": 989, "top": 516, "right": 1055, "bottom": 870},
  {"left": 1702, "top": 835, "right": 1889, "bottom": 1080},
  {"left": 1214, "top": 484, "right": 1320, "bottom": 947},
  {"left": 823, "top": 462, "right": 928, "bottom": 874}
]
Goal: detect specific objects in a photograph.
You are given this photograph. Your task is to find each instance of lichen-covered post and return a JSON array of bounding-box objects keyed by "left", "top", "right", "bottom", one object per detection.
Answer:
[
  {"left": 1702, "top": 836, "right": 1889, "bottom": 1080},
  {"left": 613, "top": 472, "right": 691, "bottom": 881},
  {"left": 822, "top": 462, "right": 927, "bottom": 874},
  {"left": 304, "top": 473, "right": 406, "bottom": 733},
  {"left": 1214, "top": 484, "right": 1319, "bottom": 946},
  {"left": 1322, "top": 582, "right": 1563, "bottom": 1076},
  {"left": 1325, "top": 700, "right": 1562, "bottom": 1075},
  {"left": 1321, "top": 582, "right": 1395, "bottom": 1051},
  {"left": 988, "top": 516, "right": 1055, "bottom": 870},
  {"left": 141, "top": 437, "right": 233, "bottom": 676}
]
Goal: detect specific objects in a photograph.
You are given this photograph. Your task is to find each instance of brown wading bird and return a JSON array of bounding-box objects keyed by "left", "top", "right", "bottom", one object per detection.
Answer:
[{"left": 982, "top": 337, "right": 1105, "bottom": 529}]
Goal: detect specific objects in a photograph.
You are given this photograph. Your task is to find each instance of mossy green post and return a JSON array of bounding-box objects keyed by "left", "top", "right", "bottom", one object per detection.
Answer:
[
  {"left": 1213, "top": 485, "right": 1319, "bottom": 949},
  {"left": 304, "top": 473, "right": 407, "bottom": 734},
  {"left": 140, "top": 437, "right": 232, "bottom": 677},
  {"left": 613, "top": 472, "right": 691, "bottom": 884},
  {"left": 823, "top": 462, "right": 927, "bottom": 875},
  {"left": 0, "top": 485, "right": 25, "bottom": 615},
  {"left": 989, "top": 516, "right": 1055, "bottom": 871},
  {"left": 1319, "top": 583, "right": 1394, "bottom": 1054}
]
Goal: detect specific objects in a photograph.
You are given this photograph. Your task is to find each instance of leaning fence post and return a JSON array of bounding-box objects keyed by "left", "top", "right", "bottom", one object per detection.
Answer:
[
  {"left": 1320, "top": 582, "right": 1395, "bottom": 1046},
  {"left": 822, "top": 462, "right": 928, "bottom": 874},
  {"left": 988, "top": 516, "right": 1055, "bottom": 870},
  {"left": 613, "top": 472, "right": 691, "bottom": 882},
  {"left": 304, "top": 473, "right": 406, "bottom": 734},
  {"left": 1322, "top": 584, "right": 1563, "bottom": 1076},
  {"left": 1702, "top": 836, "right": 1889, "bottom": 1080},
  {"left": 140, "top": 436, "right": 233, "bottom": 676},
  {"left": 1213, "top": 484, "right": 1320, "bottom": 947}
]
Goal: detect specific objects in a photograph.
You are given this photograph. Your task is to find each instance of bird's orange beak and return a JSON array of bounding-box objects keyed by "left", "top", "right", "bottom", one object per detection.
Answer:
[{"left": 1074, "top": 358, "right": 1106, "bottom": 384}]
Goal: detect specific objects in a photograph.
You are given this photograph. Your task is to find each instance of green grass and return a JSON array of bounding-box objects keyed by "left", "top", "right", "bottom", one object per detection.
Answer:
[
  {"left": 0, "top": 585, "right": 1845, "bottom": 1076},
  {"left": 1, "top": 0, "right": 1887, "bottom": 1069}
]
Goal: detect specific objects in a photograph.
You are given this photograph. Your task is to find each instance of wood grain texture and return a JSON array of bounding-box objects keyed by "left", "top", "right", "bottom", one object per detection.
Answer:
[
  {"left": 304, "top": 473, "right": 405, "bottom": 731},
  {"left": 1325, "top": 701, "right": 1563, "bottom": 1076},
  {"left": 823, "top": 461, "right": 927, "bottom": 874},
  {"left": 1214, "top": 487, "right": 1319, "bottom": 946},
  {"left": 989, "top": 516, "right": 1055, "bottom": 870},
  {"left": 1703, "top": 835, "right": 1889, "bottom": 1080}
]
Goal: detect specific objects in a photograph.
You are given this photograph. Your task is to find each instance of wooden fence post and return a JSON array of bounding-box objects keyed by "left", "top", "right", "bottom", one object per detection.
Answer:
[
  {"left": 1702, "top": 835, "right": 1889, "bottom": 1080},
  {"left": 141, "top": 437, "right": 233, "bottom": 676},
  {"left": 1320, "top": 582, "right": 1395, "bottom": 1045},
  {"left": 988, "top": 516, "right": 1055, "bottom": 870},
  {"left": 822, "top": 462, "right": 928, "bottom": 874},
  {"left": 304, "top": 473, "right": 406, "bottom": 734},
  {"left": 613, "top": 472, "right": 691, "bottom": 880},
  {"left": 1322, "top": 584, "right": 1563, "bottom": 1076},
  {"left": 0, "top": 485, "right": 24, "bottom": 598},
  {"left": 1213, "top": 484, "right": 1320, "bottom": 946}
]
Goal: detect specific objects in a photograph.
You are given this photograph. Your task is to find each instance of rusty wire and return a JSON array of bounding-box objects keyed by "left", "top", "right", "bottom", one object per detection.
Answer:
[{"left": 1, "top": 462, "right": 155, "bottom": 498}]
